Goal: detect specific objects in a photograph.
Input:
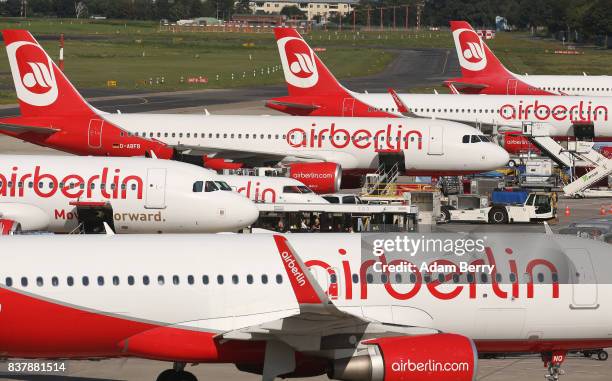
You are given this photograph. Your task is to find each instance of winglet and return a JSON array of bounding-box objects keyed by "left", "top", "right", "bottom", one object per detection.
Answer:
[
  {"left": 387, "top": 88, "right": 419, "bottom": 118},
  {"left": 272, "top": 235, "right": 326, "bottom": 305}
]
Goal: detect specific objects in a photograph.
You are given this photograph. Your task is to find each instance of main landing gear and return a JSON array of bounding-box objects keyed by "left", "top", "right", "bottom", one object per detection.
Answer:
[
  {"left": 156, "top": 362, "right": 197, "bottom": 381},
  {"left": 542, "top": 351, "right": 566, "bottom": 381}
]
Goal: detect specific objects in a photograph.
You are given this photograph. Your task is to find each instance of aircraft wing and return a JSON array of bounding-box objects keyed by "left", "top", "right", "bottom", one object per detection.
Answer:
[
  {"left": 174, "top": 144, "right": 333, "bottom": 167},
  {"left": 220, "top": 235, "right": 437, "bottom": 353},
  {"left": 0, "top": 122, "right": 59, "bottom": 135}
]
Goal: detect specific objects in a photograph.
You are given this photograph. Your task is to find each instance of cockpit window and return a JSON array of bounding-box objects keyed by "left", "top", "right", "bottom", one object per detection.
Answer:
[
  {"left": 297, "top": 186, "right": 313, "bottom": 194},
  {"left": 462, "top": 135, "right": 470, "bottom": 143},
  {"left": 205, "top": 181, "right": 219, "bottom": 192},
  {"left": 193, "top": 181, "right": 203, "bottom": 192},
  {"left": 470, "top": 135, "right": 480, "bottom": 143},
  {"left": 215, "top": 181, "right": 232, "bottom": 191},
  {"left": 283, "top": 186, "right": 301, "bottom": 194}
]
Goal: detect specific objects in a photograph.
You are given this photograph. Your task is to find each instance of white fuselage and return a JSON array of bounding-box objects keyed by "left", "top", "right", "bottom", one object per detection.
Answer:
[
  {"left": 512, "top": 74, "right": 612, "bottom": 96},
  {"left": 0, "top": 233, "right": 610, "bottom": 357},
  {"left": 219, "top": 175, "right": 328, "bottom": 203},
  {"left": 102, "top": 114, "right": 509, "bottom": 173},
  {"left": 354, "top": 92, "right": 612, "bottom": 137},
  {"left": 0, "top": 155, "right": 258, "bottom": 233}
]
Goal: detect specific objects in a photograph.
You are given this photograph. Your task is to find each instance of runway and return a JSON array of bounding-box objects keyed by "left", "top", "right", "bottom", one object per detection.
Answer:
[{"left": 2, "top": 352, "right": 612, "bottom": 381}]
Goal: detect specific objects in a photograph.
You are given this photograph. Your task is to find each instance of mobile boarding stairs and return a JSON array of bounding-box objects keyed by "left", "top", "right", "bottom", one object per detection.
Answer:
[{"left": 522, "top": 122, "right": 612, "bottom": 198}]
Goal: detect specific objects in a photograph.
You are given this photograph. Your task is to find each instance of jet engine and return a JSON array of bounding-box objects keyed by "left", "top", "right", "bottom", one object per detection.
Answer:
[
  {"left": 329, "top": 334, "right": 477, "bottom": 381},
  {"left": 287, "top": 162, "right": 342, "bottom": 194},
  {"left": 0, "top": 219, "right": 21, "bottom": 235},
  {"left": 0, "top": 203, "right": 49, "bottom": 231}
]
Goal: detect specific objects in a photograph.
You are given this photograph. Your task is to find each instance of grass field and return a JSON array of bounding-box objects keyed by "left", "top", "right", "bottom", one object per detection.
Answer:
[{"left": 0, "top": 18, "right": 609, "bottom": 105}]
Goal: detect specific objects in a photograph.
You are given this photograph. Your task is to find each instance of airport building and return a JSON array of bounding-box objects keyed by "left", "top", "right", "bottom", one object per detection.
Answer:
[{"left": 247, "top": 0, "right": 358, "bottom": 21}]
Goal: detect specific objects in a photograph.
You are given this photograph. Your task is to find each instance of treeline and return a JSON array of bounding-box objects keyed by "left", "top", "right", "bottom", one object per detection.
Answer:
[{"left": 1, "top": 0, "right": 610, "bottom": 43}]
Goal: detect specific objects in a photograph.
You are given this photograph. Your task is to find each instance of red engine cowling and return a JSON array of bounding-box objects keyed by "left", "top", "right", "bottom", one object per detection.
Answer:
[
  {"left": 0, "top": 219, "right": 21, "bottom": 235},
  {"left": 502, "top": 133, "right": 540, "bottom": 155},
  {"left": 329, "top": 334, "right": 477, "bottom": 381},
  {"left": 287, "top": 162, "right": 342, "bottom": 194}
]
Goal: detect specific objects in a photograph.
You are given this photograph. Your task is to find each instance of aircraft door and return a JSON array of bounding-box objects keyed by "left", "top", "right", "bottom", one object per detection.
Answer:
[
  {"left": 427, "top": 125, "right": 444, "bottom": 155},
  {"left": 342, "top": 98, "right": 355, "bottom": 116},
  {"left": 88, "top": 119, "right": 103, "bottom": 148},
  {"left": 145, "top": 168, "right": 167, "bottom": 209},
  {"left": 506, "top": 79, "right": 518, "bottom": 95},
  {"left": 567, "top": 248, "right": 598, "bottom": 308}
]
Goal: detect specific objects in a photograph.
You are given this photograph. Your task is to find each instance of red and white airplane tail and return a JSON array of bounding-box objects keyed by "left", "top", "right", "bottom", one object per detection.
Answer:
[
  {"left": 1, "top": 30, "right": 174, "bottom": 158},
  {"left": 449, "top": 21, "right": 509, "bottom": 79},
  {"left": 274, "top": 27, "right": 347, "bottom": 98},
  {"left": 3, "top": 30, "right": 95, "bottom": 117},
  {"left": 269, "top": 28, "right": 393, "bottom": 117}
]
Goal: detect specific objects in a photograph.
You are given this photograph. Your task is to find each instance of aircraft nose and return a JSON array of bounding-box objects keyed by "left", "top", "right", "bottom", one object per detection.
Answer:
[
  {"left": 231, "top": 194, "right": 259, "bottom": 228},
  {"left": 486, "top": 144, "right": 510, "bottom": 169}
]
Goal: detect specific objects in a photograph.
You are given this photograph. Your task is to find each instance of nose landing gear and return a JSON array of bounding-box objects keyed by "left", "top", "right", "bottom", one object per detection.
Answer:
[
  {"left": 156, "top": 362, "right": 197, "bottom": 381},
  {"left": 542, "top": 351, "right": 566, "bottom": 381}
]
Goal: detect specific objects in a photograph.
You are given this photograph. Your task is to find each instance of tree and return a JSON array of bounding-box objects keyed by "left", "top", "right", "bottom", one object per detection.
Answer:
[
  {"left": 280, "top": 5, "right": 304, "bottom": 18},
  {"left": 234, "top": 0, "right": 251, "bottom": 15}
]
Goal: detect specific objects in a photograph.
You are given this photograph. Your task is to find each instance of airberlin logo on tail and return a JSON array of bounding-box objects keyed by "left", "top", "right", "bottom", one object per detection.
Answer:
[
  {"left": 278, "top": 36, "right": 319, "bottom": 88},
  {"left": 452, "top": 28, "right": 487, "bottom": 71},
  {"left": 6, "top": 41, "right": 58, "bottom": 107}
]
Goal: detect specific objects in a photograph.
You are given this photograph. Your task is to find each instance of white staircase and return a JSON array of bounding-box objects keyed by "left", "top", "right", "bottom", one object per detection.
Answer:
[
  {"left": 362, "top": 163, "right": 400, "bottom": 196},
  {"left": 522, "top": 122, "right": 612, "bottom": 197}
]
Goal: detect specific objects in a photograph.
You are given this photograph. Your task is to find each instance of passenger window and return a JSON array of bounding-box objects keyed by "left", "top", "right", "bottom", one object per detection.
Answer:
[
  {"left": 67, "top": 276, "right": 74, "bottom": 286},
  {"left": 261, "top": 274, "right": 268, "bottom": 284},
  {"left": 158, "top": 275, "right": 165, "bottom": 285},
  {"left": 202, "top": 275, "right": 209, "bottom": 285},
  {"left": 173, "top": 275, "right": 179, "bottom": 285},
  {"left": 82, "top": 276, "right": 90, "bottom": 286},
  {"left": 217, "top": 275, "right": 224, "bottom": 284},
  {"left": 36, "top": 276, "right": 43, "bottom": 286},
  {"left": 21, "top": 277, "right": 28, "bottom": 287},
  {"left": 97, "top": 276, "right": 104, "bottom": 286},
  {"left": 247, "top": 275, "right": 254, "bottom": 284},
  {"left": 5, "top": 277, "right": 12, "bottom": 287},
  {"left": 276, "top": 274, "right": 283, "bottom": 284},
  {"left": 52, "top": 276, "right": 59, "bottom": 286},
  {"left": 366, "top": 273, "right": 374, "bottom": 284},
  {"left": 232, "top": 275, "right": 239, "bottom": 284},
  {"left": 352, "top": 274, "right": 359, "bottom": 284},
  {"left": 113, "top": 276, "right": 120, "bottom": 286},
  {"left": 143, "top": 275, "right": 150, "bottom": 285},
  {"left": 128, "top": 276, "right": 135, "bottom": 285},
  {"left": 187, "top": 275, "right": 194, "bottom": 285}
]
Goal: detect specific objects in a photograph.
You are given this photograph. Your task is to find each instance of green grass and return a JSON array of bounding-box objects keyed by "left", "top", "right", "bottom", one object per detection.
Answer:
[{"left": 0, "top": 18, "right": 609, "bottom": 106}]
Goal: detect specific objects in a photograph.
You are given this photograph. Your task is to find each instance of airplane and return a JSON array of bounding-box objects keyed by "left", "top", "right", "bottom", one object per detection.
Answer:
[
  {"left": 0, "top": 154, "right": 259, "bottom": 234},
  {"left": 0, "top": 232, "right": 610, "bottom": 381},
  {"left": 446, "top": 21, "right": 612, "bottom": 96},
  {"left": 268, "top": 27, "right": 612, "bottom": 140},
  {"left": 0, "top": 30, "right": 509, "bottom": 191},
  {"left": 219, "top": 174, "right": 328, "bottom": 204}
]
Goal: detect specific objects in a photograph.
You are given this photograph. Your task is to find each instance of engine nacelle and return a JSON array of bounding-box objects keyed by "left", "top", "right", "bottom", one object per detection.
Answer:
[
  {"left": 287, "top": 162, "right": 342, "bottom": 194},
  {"left": 502, "top": 132, "right": 540, "bottom": 155},
  {"left": 0, "top": 219, "right": 21, "bottom": 235},
  {"left": 329, "top": 334, "right": 477, "bottom": 381},
  {"left": 0, "top": 203, "right": 50, "bottom": 231}
]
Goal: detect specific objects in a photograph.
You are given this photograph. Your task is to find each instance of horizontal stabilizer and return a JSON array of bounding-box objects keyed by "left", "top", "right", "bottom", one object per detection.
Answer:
[
  {"left": 266, "top": 100, "right": 320, "bottom": 111},
  {"left": 0, "top": 122, "right": 59, "bottom": 135}
]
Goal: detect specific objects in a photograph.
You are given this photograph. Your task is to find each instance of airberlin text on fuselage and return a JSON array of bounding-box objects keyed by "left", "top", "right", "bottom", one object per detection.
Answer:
[
  {"left": 309, "top": 247, "right": 560, "bottom": 301},
  {"left": 0, "top": 166, "right": 143, "bottom": 199},
  {"left": 287, "top": 123, "right": 423, "bottom": 151},
  {"left": 499, "top": 100, "right": 608, "bottom": 122}
]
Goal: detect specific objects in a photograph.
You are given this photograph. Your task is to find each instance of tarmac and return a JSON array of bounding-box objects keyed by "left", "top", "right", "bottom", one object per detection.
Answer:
[{"left": 0, "top": 45, "right": 611, "bottom": 381}]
